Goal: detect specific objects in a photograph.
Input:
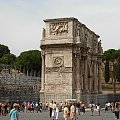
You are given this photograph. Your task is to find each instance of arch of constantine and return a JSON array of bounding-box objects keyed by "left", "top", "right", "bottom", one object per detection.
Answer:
[{"left": 40, "top": 17, "right": 103, "bottom": 104}]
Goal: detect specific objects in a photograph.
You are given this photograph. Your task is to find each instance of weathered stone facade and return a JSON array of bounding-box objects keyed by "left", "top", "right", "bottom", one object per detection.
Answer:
[{"left": 40, "top": 17, "right": 103, "bottom": 104}]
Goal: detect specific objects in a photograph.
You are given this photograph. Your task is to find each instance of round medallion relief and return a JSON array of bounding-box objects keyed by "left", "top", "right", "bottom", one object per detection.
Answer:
[{"left": 54, "top": 57, "right": 63, "bottom": 67}]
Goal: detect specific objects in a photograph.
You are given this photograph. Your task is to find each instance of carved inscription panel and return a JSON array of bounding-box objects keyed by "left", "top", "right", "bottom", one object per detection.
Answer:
[
  {"left": 45, "top": 84, "right": 70, "bottom": 93},
  {"left": 45, "top": 72, "right": 72, "bottom": 84},
  {"left": 50, "top": 22, "right": 68, "bottom": 35}
]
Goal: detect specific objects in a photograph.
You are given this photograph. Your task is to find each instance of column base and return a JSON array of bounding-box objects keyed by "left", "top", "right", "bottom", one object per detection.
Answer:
[{"left": 40, "top": 90, "right": 45, "bottom": 104}]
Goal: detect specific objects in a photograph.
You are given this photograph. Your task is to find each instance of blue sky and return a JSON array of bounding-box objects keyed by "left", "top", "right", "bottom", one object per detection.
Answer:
[{"left": 0, "top": 0, "right": 120, "bottom": 56}]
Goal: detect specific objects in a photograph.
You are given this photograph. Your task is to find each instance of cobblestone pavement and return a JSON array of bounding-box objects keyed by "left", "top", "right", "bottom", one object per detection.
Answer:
[{"left": 0, "top": 110, "right": 116, "bottom": 120}]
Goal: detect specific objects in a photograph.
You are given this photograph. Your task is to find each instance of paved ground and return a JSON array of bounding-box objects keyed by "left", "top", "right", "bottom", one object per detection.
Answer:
[{"left": 0, "top": 110, "right": 117, "bottom": 120}]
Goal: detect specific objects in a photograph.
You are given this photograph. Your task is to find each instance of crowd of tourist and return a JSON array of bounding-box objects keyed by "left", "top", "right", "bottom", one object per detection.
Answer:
[
  {"left": 0, "top": 100, "right": 119, "bottom": 120},
  {"left": 48, "top": 101, "right": 119, "bottom": 120},
  {"left": 48, "top": 100, "right": 102, "bottom": 120},
  {"left": 0, "top": 101, "right": 10, "bottom": 116},
  {"left": 0, "top": 101, "right": 43, "bottom": 116}
]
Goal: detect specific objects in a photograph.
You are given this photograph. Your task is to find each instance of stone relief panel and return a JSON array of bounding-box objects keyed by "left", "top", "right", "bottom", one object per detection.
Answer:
[
  {"left": 93, "top": 39, "right": 97, "bottom": 53},
  {"left": 45, "top": 67, "right": 72, "bottom": 73},
  {"left": 76, "top": 22, "right": 81, "bottom": 37},
  {"left": 50, "top": 22, "right": 68, "bottom": 35},
  {"left": 53, "top": 56, "right": 64, "bottom": 67}
]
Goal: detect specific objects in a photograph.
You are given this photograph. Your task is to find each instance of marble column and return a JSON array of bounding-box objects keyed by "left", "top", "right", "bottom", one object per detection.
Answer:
[
  {"left": 93, "top": 61, "right": 97, "bottom": 93},
  {"left": 41, "top": 51, "right": 45, "bottom": 91},
  {"left": 83, "top": 56, "right": 88, "bottom": 93},
  {"left": 90, "top": 62, "right": 93, "bottom": 93},
  {"left": 76, "top": 52, "right": 81, "bottom": 100},
  {"left": 98, "top": 62, "right": 102, "bottom": 93}
]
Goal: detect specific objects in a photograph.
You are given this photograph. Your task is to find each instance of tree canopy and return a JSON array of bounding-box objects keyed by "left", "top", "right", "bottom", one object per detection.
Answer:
[
  {"left": 0, "top": 44, "right": 16, "bottom": 66},
  {"left": 15, "top": 50, "right": 42, "bottom": 77},
  {"left": 0, "top": 44, "right": 42, "bottom": 77},
  {"left": 0, "top": 53, "right": 16, "bottom": 65},
  {"left": 103, "top": 49, "right": 120, "bottom": 82},
  {"left": 0, "top": 44, "right": 10, "bottom": 58}
]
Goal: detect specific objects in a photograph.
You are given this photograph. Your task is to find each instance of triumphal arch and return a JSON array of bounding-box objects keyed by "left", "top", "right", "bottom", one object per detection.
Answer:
[{"left": 40, "top": 17, "right": 103, "bottom": 104}]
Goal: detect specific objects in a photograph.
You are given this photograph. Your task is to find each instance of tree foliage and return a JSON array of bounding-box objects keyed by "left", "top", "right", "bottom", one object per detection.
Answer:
[
  {"left": 116, "top": 64, "right": 120, "bottom": 82},
  {"left": 0, "top": 54, "right": 16, "bottom": 65},
  {"left": 103, "top": 49, "right": 120, "bottom": 83},
  {"left": 15, "top": 50, "right": 41, "bottom": 77},
  {"left": 0, "top": 44, "right": 16, "bottom": 66},
  {"left": 0, "top": 44, "right": 10, "bottom": 58},
  {"left": 105, "top": 61, "right": 110, "bottom": 83},
  {"left": 103, "top": 49, "right": 116, "bottom": 61},
  {"left": 0, "top": 44, "right": 42, "bottom": 77}
]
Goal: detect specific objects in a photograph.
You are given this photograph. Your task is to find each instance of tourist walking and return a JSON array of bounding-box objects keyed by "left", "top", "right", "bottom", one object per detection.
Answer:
[
  {"left": 9, "top": 103, "right": 19, "bottom": 120},
  {"left": 39, "top": 102, "right": 42, "bottom": 112},
  {"left": 0, "top": 102, "right": 1, "bottom": 116},
  {"left": 114, "top": 103, "right": 119, "bottom": 119},
  {"left": 36, "top": 102, "right": 42, "bottom": 113},
  {"left": 76, "top": 102, "right": 81, "bottom": 115},
  {"left": 27, "top": 102, "right": 31, "bottom": 112},
  {"left": 1, "top": 102, "right": 5, "bottom": 116},
  {"left": 70, "top": 103, "right": 76, "bottom": 120},
  {"left": 96, "top": 102, "right": 100, "bottom": 116},
  {"left": 35, "top": 102, "right": 38, "bottom": 113},
  {"left": 49, "top": 100, "right": 53, "bottom": 118},
  {"left": 31, "top": 102, "right": 35, "bottom": 112},
  {"left": 23, "top": 101, "right": 27, "bottom": 113},
  {"left": 45, "top": 102, "right": 48, "bottom": 110},
  {"left": 52, "top": 102, "right": 56, "bottom": 120},
  {"left": 89, "top": 102, "right": 94, "bottom": 116},
  {"left": 105, "top": 103, "right": 108, "bottom": 112},
  {"left": 63, "top": 104, "right": 69, "bottom": 120},
  {"left": 81, "top": 102, "right": 85, "bottom": 115},
  {"left": 55, "top": 103, "right": 59, "bottom": 120}
]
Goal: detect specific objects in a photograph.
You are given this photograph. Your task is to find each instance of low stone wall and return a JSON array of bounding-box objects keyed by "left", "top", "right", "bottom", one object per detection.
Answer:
[
  {"left": 96, "top": 93, "right": 120, "bottom": 107},
  {"left": 82, "top": 93, "right": 120, "bottom": 108}
]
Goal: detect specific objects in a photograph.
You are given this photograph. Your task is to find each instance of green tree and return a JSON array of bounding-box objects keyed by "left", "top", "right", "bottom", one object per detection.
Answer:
[
  {"left": 116, "top": 64, "right": 120, "bottom": 82},
  {"left": 103, "top": 49, "right": 115, "bottom": 83},
  {"left": 0, "top": 54, "right": 16, "bottom": 65},
  {"left": 15, "top": 50, "right": 41, "bottom": 77},
  {"left": 105, "top": 61, "right": 110, "bottom": 83},
  {"left": 103, "top": 49, "right": 116, "bottom": 61},
  {"left": 114, "top": 49, "right": 120, "bottom": 82},
  {"left": 103, "top": 49, "right": 120, "bottom": 83},
  {"left": 0, "top": 44, "right": 16, "bottom": 66},
  {"left": 0, "top": 44, "right": 10, "bottom": 58}
]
